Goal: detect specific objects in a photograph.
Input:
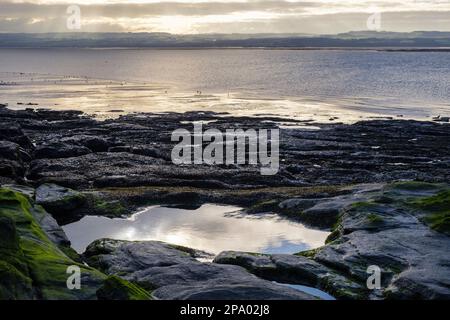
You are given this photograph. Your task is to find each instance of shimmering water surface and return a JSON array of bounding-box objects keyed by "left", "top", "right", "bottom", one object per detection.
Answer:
[
  {"left": 63, "top": 204, "right": 329, "bottom": 255},
  {"left": 1, "top": 48, "right": 449, "bottom": 121}
]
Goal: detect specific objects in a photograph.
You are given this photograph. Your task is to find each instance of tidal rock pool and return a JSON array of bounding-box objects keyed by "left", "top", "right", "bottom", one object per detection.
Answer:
[{"left": 63, "top": 204, "right": 330, "bottom": 255}]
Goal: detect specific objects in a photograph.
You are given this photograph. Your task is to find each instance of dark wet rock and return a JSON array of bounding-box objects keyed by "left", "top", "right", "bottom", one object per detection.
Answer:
[
  {"left": 35, "top": 183, "right": 86, "bottom": 215},
  {"left": 214, "top": 251, "right": 365, "bottom": 300},
  {"left": 215, "top": 182, "right": 450, "bottom": 300},
  {"left": 1, "top": 107, "right": 448, "bottom": 189},
  {"left": 278, "top": 184, "right": 384, "bottom": 228},
  {"left": 108, "top": 146, "right": 132, "bottom": 153},
  {"left": 0, "top": 122, "right": 31, "bottom": 146},
  {"left": 433, "top": 116, "right": 449, "bottom": 123},
  {"left": 34, "top": 141, "right": 92, "bottom": 159},
  {"left": 104, "top": 145, "right": 171, "bottom": 161},
  {"left": 0, "top": 140, "right": 31, "bottom": 182},
  {"left": 60, "top": 135, "right": 115, "bottom": 152},
  {"left": 129, "top": 145, "right": 172, "bottom": 161},
  {"left": 0, "top": 140, "right": 30, "bottom": 162},
  {"left": 30, "top": 151, "right": 296, "bottom": 189},
  {"left": 83, "top": 239, "right": 316, "bottom": 300},
  {"left": 1, "top": 108, "right": 450, "bottom": 300},
  {"left": 328, "top": 182, "right": 450, "bottom": 299},
  {"left": 153, "top": 281, "right": 310, "bottom": 300},
  {"left": 33, "top": 109, "right": 84, "bottom": 121},
  {"left": 29, "top": 116, "right": 450, "bottom": 187},
  {"left": 0, "top": 157, "right": 25, "bottom": 180},
  {"left": 29, "top": 202, "right": 71, "bottom": 246},
  {"left": 100, "top": 122, "right": 151, "bottom": 131},
  {"left": 28, "top": 152, "right": 166, "bottom": 189},
  {"left": 0, "top": 120, "right": 34, "bottom": 183},
  {"left": 214, "top": 252, "right": 329, "bottom": 286}
]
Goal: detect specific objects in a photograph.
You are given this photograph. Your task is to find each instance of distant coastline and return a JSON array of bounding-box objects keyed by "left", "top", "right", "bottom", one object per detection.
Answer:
[
  {"left": 1, "top": 31, "right": 450, "bottom": 49},
  {"left": 1, "top": 46, "right": 450, "bottom": 52}
]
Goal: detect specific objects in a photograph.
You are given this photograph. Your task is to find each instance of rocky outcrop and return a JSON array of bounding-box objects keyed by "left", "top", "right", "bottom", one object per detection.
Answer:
[
  {"left": 0, "top": 107, "right": 449, "bottom": 189},
  {"left": 0, "top": 187, "right": 150, "bottom": 300},
  {"left": 0, "top": 134, "right": 31, "bottom": 183},
  {"left": 34, "top": 142, "right": 92, "bottom": 159},
  {"left": 31, "top": 135, "right": 116, "bottom": 159},
  {"left": 35, "top": 183, "right": 86, "bottom": 215},
  {"left": 1, "top": 106, "right": 449, "bottom": 300},
  {"left": 0, "top": 122, "right": 33, "bottom": 185},
  {"left": 214, "top": 252, "right": 364, "bottom": 300},
  {"left": 278, "top": 184, "right": 384, "bottom": 228},
  {"left": 0, "top": 141, "right": 28, "bottom": 181},
  {"left": 60, "top": 135, "right": 113, "bottom": 153},
  {"left": 83, "top": 239, "right": 317, "bottom": 300},
  {"left": 0, "top": 187, "right": 104, "bottom": 299},
  {"left": 215, "top": 182, "right": 450, "bottom": 300}
]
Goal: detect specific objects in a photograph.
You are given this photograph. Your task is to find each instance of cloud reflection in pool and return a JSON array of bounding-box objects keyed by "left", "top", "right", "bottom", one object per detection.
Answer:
[{"left": 63, "top": 204, "right": 330, "bottom": 255}]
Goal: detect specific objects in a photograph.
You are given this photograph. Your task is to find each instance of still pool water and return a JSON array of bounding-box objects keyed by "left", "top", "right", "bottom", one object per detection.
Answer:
[{"left": 63, "top": 203, "right": 329, "bottom": 255}]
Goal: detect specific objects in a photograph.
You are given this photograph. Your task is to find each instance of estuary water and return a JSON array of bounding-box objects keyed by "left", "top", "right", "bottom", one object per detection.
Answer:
[{"left": 1, "top": 48, "right": 449, "bottom": 121}]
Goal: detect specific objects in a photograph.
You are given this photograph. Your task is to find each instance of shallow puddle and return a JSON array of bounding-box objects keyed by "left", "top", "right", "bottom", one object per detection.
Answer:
[{"left": 63, "top": 203, "right": 330, "bottom": 255}]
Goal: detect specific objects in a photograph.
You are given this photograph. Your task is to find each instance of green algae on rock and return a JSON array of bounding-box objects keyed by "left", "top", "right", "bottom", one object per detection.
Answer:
[
  {"left": 35, "top": 183, "right": 86, "bottom": 216},
  {"left": 217, "top": 182, "right": 450, "bottom": 300},
  {"left": 0, "top": 187, "right": 105, "bottom": 299},
  {"left": 96, "top": 275, "right": 152, "bottom": 300},
  {"left": 0, "top": 215, "right": 33, "bottom": 299},
  {"left": 408, "top": 189, "right": 450, "bottom": 236},
  {"left": 0, "top": 187, "right": 149, "bottom": 300}
]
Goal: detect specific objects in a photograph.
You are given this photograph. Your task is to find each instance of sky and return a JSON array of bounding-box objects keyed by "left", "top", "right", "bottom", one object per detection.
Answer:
[{"left": 0, "top": 0, "right": 450, "bottom": 34}]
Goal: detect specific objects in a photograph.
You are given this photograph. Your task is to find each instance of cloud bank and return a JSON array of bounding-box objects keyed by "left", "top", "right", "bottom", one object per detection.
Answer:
[{"left": 0, "top": 0, "right": 449, "bottom": 34}]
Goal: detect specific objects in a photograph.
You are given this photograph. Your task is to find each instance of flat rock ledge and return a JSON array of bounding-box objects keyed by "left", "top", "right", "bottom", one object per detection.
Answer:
[
  {"left": 215, "top": 181, "right": 450, "bottom": 300},
  {"left": 1, "top": 181, "right": 449, "bottom": 300},
  {"left": 1, "top": 107, "right": 449, "bottom": 189},
  {"left": 82, "top": 239, "right": 316, "bottom": 300},
  {"left": 1, "top": 106, "right": 449, "bottom": 300}
]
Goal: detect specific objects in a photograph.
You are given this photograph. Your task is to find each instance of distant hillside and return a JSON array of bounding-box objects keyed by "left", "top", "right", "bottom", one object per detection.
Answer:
[
  {"left": 0, "top": 32, "right": 449, "bottom": 48},
  {"left": 332, "top": 31, "right": 450, "bottom": 39}
]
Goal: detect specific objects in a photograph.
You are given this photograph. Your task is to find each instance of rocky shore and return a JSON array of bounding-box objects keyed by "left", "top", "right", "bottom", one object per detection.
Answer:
[{"left": 0, "top": 104, "right": 449, "bottom": 300}]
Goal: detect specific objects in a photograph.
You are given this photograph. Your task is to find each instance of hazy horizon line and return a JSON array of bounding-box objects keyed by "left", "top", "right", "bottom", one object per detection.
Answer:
[{"left": 1, "top": 30, "right": 450, "bottom": 36}]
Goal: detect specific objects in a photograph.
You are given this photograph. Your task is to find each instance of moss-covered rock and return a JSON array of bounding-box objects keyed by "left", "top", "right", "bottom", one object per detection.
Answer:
[
  {"left": 388, "top": 181, "right": 443, "bottom": 192},
  {"left": 295, "top": 247, "right": 322, "bottom": 259},
  {"left": 408, "top": 190, "right": 450, "bottom": 236},
  {"left": 0, "top": 187, "right": 105, "bottom": 299},
  {"left": 288, "top": 182, "right": 450, "bottom": 300},
  {"left": 35, "top": 183, "right": 86, "bottom": 216},
  {"left": 246, "top": 200, "right": 280, "bottom": 214},
  {"left": 92, "top": 198, "right": 127, "bottom": 217},
  {"left": 96, "top": 275, "right": 152, "bottom": 300},
  {"left": 365, "top": 213, "right": 384, "bottom": 225},
  {"left": 411, "top": 190, "right": 450, "bottom": 211},
  {"left": 423, "top": 212, "right": 450, "bottom": 236},
  {"left": 0, "top": 216, "right": 33, "bottom": 299}
]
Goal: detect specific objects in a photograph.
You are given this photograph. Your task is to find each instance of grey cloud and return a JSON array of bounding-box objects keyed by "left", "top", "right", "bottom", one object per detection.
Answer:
[
  {"left": 0, "top": 1, "right": 322, "bottom": 18},
  {"left": 0, "top": 1, "right": 449, "bottom": 33},
  {"left": 0, "top": 16, "right": 126, "bottom": 33},
  {"left": 193, "top": 11, "right": 450, "bottom": 34}
]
